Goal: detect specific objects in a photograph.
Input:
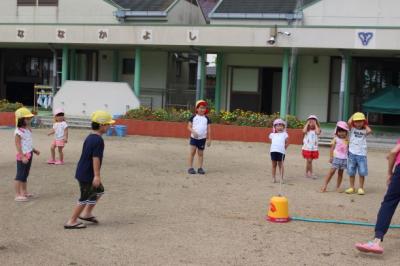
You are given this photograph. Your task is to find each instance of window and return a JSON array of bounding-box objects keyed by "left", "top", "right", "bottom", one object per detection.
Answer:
[
  {"left": 17, "top": 0, "right": 58, "bottom": 6},
  {"left": 122, "top": 59, "right": 135, "bottom": 75}
]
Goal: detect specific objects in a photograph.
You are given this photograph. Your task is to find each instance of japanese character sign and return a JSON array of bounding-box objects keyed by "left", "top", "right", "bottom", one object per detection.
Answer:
[
  {"left": 187, "top": 30, "right": 199, "bottom": 43},
  {"left": 98, "top": 29, "right": 109, "bottom": 41},
  {"left": 17, "top": 28, "right": 26, "bottom": 40},
  {"left": 56, "top": 29, "right": 67, "bottom": 40}
]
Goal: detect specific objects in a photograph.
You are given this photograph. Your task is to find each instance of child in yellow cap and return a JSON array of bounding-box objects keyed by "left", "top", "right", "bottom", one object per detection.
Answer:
[
  {"left": 64, "top": 110, "right": 115, "bottom": 229},
  {"left": 345, "top": 112, "right": 372, "bottom": 195},
  {"left": 14, "top": 107, "right": 40, "bottom": 202},
  {"left": 187, "top": 100, "right": 211, "bottom": 175}
]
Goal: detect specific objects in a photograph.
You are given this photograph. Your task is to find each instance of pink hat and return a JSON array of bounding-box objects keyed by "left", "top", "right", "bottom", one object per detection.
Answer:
[
  {"left": 53, "top": 108, "right": 65, "bottom": 116},
  {"left": 336, "top": 121, "right": 349, "bottom": 131},
  {"left": 307, "top": 114, "right": 318, "bottom": 121},
  {"left": 272, "top": 118, "right": 286, "bottom": 133}
]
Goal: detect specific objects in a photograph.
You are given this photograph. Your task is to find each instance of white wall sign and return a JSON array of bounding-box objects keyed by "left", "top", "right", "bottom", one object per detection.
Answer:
[
  {"left": 98, "top": 29, "right": 109, "bottom": 41},
  {"left": 16, "top": 28, "right": 26, "bottom": 40},
  {"left": 56, "top": 29, "right": 67, "bottom": 41},
  {"left": 355, "top": 30, "right": 376, "bottom": 49},
  {"left": 187, "top": 30, "right": 199, "bottom": 43}
]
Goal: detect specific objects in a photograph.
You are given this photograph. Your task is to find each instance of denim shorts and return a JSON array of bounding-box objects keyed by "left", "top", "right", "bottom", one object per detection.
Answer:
[
  {"left": 347, "top": 152, "right": 368, "bottom": 176},
  {"left": 331, "top": 157, "right": 347, "bottom": 170},
  {"left": 190, "top": 138, "right": 206, "bottom": 150}
]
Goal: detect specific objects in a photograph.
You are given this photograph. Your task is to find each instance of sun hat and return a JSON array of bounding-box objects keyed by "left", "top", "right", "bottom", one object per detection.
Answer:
[
  {"left": 91, "top": 110, "right": 115, "bottom": 125},
  {"left": 272, "top": 118, "right": 286, "bottom": 132},
  {"left": 336, "top": 121, "right": 349, "bottom": 131},
  {"left": 15, "top": 107, "right": 34, "bottom": 126},
  {"left": 53, "top": 108, "right": 65, "bottom": 116},
  {"left": 352, "top": 112, "right": 366, "bottom": 121},
  {"left": 195, "top": 100, "right": 209, "bottom": 114},
  {"left": 307, "top": 114, "right": 319, "bottom": 121}
]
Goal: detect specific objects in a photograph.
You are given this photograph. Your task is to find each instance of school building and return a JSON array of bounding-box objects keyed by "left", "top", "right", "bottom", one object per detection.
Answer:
[{"left": 0, "top": 0, "right": 400, "bottom": 124}]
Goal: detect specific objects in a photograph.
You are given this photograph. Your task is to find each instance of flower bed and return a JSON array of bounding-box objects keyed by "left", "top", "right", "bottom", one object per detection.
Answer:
[{"left": 0, "top": 100, "right": 23, "bottom": 126}]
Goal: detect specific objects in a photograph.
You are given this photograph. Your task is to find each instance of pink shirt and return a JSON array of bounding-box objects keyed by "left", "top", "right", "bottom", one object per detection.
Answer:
[
  {"left": 396, "top": 139, "right": 400, "bottom": 166},
  {"left": 332, "top": 137, "right": 349, "bottom": 160}
]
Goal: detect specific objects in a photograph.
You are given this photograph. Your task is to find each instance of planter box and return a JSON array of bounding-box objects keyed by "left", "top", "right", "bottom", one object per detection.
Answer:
[
  {"left": 115, "top": 119, "right": 304, "bottom": 145},
  {"left": 0, "top": 112, "right": 15, "bottom": 127}
]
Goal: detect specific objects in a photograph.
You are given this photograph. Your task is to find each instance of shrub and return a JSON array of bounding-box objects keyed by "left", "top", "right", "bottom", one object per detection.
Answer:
[{"left": 0, "top": 100, "right": 23, "bottom": 112}]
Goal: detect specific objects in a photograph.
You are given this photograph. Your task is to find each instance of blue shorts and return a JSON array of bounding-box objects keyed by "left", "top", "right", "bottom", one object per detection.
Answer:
[
  {"left": 270, "top": 152, "right": 285, "bottom": 162},
  {"left": 190, "top": 138, "right": 206, "bottom": 150},
  {"left": 347, "top": 152, "right": 368, "bottom": 177},
  {"left": 331, "top": 157, "right": 347, "bottom": 170}
]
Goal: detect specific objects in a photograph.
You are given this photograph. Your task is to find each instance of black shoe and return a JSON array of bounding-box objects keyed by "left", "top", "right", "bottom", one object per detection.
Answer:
[
  {"left": 197, "top": 168, "right": 205, "bottom": 175},
  {"left": 188, "top": 168, "right": 196, "bottom": 174}
]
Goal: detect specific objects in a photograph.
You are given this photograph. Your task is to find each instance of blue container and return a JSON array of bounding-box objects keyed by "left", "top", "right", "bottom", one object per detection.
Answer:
[
  {"left": 113, "top": 114, "right": 123, "bottom": 119},
  {"left": 106, "top": 126, "right": 114, "bottom": 136},
  {"left": 115, "top": 125, "right": 127, "bottom": 137}
]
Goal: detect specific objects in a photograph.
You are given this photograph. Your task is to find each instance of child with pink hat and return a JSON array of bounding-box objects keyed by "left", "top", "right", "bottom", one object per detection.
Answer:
[
  {"left": 302, "top": 115, "right": 321, "bottom": 178},
  {"left": 269, "top": 119, "right": 289, "bottom": 183},
  {"left": 47, "top": 108, "right": 68, "bottom": 165},
  {"left": 320, "top": 121, "right": 349, "bottom": 192}
]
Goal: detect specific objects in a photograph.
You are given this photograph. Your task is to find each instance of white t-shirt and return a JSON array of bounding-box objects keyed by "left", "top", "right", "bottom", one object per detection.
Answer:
[
  {"left": 53, "top": 121, "right": 68, "bottom": 140},
  {"left": 189, "top": 114, "right": 211, "bottom": 139},
  {"left": 269, "top": 132, "right": 289, "bottom": 154},
  {"left": 302, "top": 130, "right": 319, "bottom": 151},
  {"left": 15, "top": 127, "right": 33, "bottom": 154},
  {"left": 349, "top": 128, "right": 367, "bottom": 156}
]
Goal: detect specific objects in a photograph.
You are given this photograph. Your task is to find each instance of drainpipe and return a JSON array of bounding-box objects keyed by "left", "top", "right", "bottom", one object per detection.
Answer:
[
  {"left": 48, "top": 44, "right": 57, "bottom": 97},
  {"left": 191, "top": 46, "right": 206, "bottom": 101},
  {"left": 339, "top": 52, "right": 351, "bottom": 121}
]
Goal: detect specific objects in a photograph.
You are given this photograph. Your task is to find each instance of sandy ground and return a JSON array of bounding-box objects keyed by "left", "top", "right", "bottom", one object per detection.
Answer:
[{"left": 0, "top": 128, "right": 399, "bottom": 266}]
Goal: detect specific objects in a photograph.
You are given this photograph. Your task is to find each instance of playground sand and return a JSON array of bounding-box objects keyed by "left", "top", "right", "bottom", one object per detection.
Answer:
[{"left": 0, "top": 128, "right": 399, "bottom": 266}]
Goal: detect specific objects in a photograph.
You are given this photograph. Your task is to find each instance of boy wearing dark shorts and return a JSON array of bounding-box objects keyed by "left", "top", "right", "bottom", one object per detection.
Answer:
[
  {"left": 64, "top": 110, "right": 115, "bottom": 229},
  {"left": 187, "top": 100, "right": 211, "bottom": 175}
]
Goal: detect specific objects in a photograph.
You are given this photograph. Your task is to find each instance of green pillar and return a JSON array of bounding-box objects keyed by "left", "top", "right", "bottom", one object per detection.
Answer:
[
  {"left": 200, "top": 49, "right": 206, "bottom": 99},
  {"left": 215, "top": 53, "right": 223, "bottom": 113},
  {"left": 69, "top": 49, "right": 76, "bottom": 80},
  {"left": 134, "top": 48, "right": 142, "bottom": 96},
  {"left": 61, "top": 45, "right": 69, "bottom": 85},
  {"left": 113, "top": 50, "right": 119, "bottom": 82},
  {"left": 280, "top": 49, "right": 290, "bottom": 118},
  {"left": 343, "top": 55, "right": 352, "bottom": 120},
  {"left": 289, "top": 55, "right": 298, "bottom": 116}
]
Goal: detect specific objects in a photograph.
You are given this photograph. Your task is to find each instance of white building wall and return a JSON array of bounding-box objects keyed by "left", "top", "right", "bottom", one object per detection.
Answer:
[
  {"left": 296, "top": 55, "right": 330, "bottom": 122},
  {"left": 0, "top": 0, "right": 118, "bottom": 24},
  {"left": 168, "top": 0, "right": 206, "bottom": 25},
  {"left": 221, "top": 53, "right": 283, "bottom": 111},
  {"left": 303, "top": 0, "right": 400, "bottom": 26},
  {"left": 98, "top": 50, "right": 114, "bottom": 82}
]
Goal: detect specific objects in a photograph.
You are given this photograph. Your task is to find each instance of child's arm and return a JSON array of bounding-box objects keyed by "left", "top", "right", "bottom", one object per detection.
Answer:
[
  {"left": 92, "top": 157, "right": 102, "bottom": 187},
  {"left": 47, "top": 129, "right": 55, "bottom": 136},
  {"left": 315, "top": 124, "right": 321, "bottom": 135},
  {"left": 15, "top": 134, "right": 28, "bottom": 163},
  {"left": 187, "top": 122, "right": 198, "bottom": 138},
  {"left": 347, "top": 115, "right": 353, "bottom": 129},
  {"left": 386, "top": 143, "right": 400, "bottom": 185},
  {"left": 365, "top": 125, "right": 372, "bottom": 135},
  {"left": 285, "top": 137, "right": 289, "bottom": 150},
  {"left": 302, "top": 121, "right": 309, "bottom": 134},
  {"left": 207, "top": 124, "right": 211, "bottom": 147},
  {"left": 329, "top": 139, "right": 335, "bottom": 163},
  {"left": 64, "top": 127, "right": 69, "bottom": 143}
]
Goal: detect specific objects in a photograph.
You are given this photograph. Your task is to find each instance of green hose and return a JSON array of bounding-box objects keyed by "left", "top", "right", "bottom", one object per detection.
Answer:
[{"left": 291, "top": 216, "right": 400, "bottom": 229}]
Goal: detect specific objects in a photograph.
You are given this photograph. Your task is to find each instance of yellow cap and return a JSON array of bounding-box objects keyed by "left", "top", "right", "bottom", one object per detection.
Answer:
[
  {"left": 352, "top": 112, "right": 366, "bottom": 121},
  {"left": 91, "top": 110, "right": 115, "bottom": 125},
  {"left": 15, "top": 107, "right": 34, "bottom": 126}
]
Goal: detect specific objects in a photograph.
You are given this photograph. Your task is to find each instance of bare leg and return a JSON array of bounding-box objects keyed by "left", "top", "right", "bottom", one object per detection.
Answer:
[
  {"left": 50, "top": 144, "right": 56, "bottom": 161},
  {"left": 306, "top": 159, "right": 313, "bottom": 177},
  {"left": 359, "top": 176, "right": 365, "bottom": 189},
  {"left": 14, "top": 181, "right": 22, "bottom": 196},
  {"left": 58, "top": 146, "right": 64, "bottom": 162},
  {"left": 197, "top": 149, "right": 204, "bottom": 168},
  {"left": 271, "top": 161, "right": 277, "bottom": 183},
  {"left": 336, "top": 169, "right": 344, "bottom": 191},
  {"left": 188, "top": 146, "right": 196, "bottom": 168},
  {"left": 81, "top": 195, "right": 102, "bottom": 218},
  {"left": 321, "top": 168, "right": 336, "bottom": 192},
  {"left": 21, "top": 182, "right": 28, "bottom": 195},
  {"left": 349, "top": 176, "right": 356, "bottom": 189},
  {"left": 278, "top": 161, "right": 284, "bottom": 182},
  {"left": 66, "top": 204, "right": 86, "bottom": 225}
]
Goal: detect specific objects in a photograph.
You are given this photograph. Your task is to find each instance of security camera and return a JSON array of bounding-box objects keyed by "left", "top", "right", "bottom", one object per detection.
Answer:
[{"left": 267, "top": 36, "right": 276, "bottom": 45}]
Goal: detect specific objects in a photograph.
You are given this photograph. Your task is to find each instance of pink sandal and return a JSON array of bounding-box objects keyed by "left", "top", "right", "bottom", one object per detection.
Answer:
[
  {"left": 47, "top": 159, "right": 56, "bottom": 164},
  {"left": 55, "top": 160, "right": 64, "bottom": 165},
  {"left": 355, "top": 241, "right": 383, "bottom": 254}
]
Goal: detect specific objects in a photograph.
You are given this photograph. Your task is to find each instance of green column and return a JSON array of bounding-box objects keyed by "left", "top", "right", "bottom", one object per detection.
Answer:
[
  {"left": 215, "top": 53, "right": 223, "bottom": 113},
  {"left": 113, "top": 50, "right": 120, "bottom": 82},
  {"left": 134, "top": 48, "right": 142, "bottom": 96},
  {"left": 289, "top": 55, "right": 298, "bottom": 116},
  {"left": 61, "top": 45, "right": 69, "bottom": 85},
  {"left": 280, "top": 49, "right": 290, "bottom": 118},
  {"left": 343, "top": 55, "right": 352, "bottom": 120},
  {"left": 69, "top": 49, "right": 76, "bottom": 80},
  {"left": 200, "top": 49, "right": 206, "bottom": 99}
]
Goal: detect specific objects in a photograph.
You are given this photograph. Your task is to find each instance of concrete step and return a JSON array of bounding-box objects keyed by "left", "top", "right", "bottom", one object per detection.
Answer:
[{"left": 36, "top": 116, "right": 92, "bottom": 128}]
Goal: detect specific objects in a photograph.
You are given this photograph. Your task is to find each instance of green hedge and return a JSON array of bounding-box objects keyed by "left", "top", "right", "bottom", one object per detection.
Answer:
[
  {"left": 0, "top": 100, "right": 23, "bottom": 112},
  {"left": 124, "top": 107, "right": 304, "bottom": 129}
]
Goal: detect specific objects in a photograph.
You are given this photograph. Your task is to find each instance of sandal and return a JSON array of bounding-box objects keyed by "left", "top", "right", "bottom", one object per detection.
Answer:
[
  {"left": 15, "top": 196, "right": 29, "bottom": 202},
  {"left": 47, "top": 159, "right": 56, "bottom": 164},
  {"left": 64, "top": 222, "right": 87, "bottom": 229},
  {"left": 188, "top": 168, "right": 196, "bottom": 174},
  {"left": 79, "top": 216, "right": 99, "bottom": 224},
  {"left": 197, "top": 168, "right": 206, "bottom": 175},
  {"left": 355, "top": 241, "right": 383, "bottom": 254}
]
